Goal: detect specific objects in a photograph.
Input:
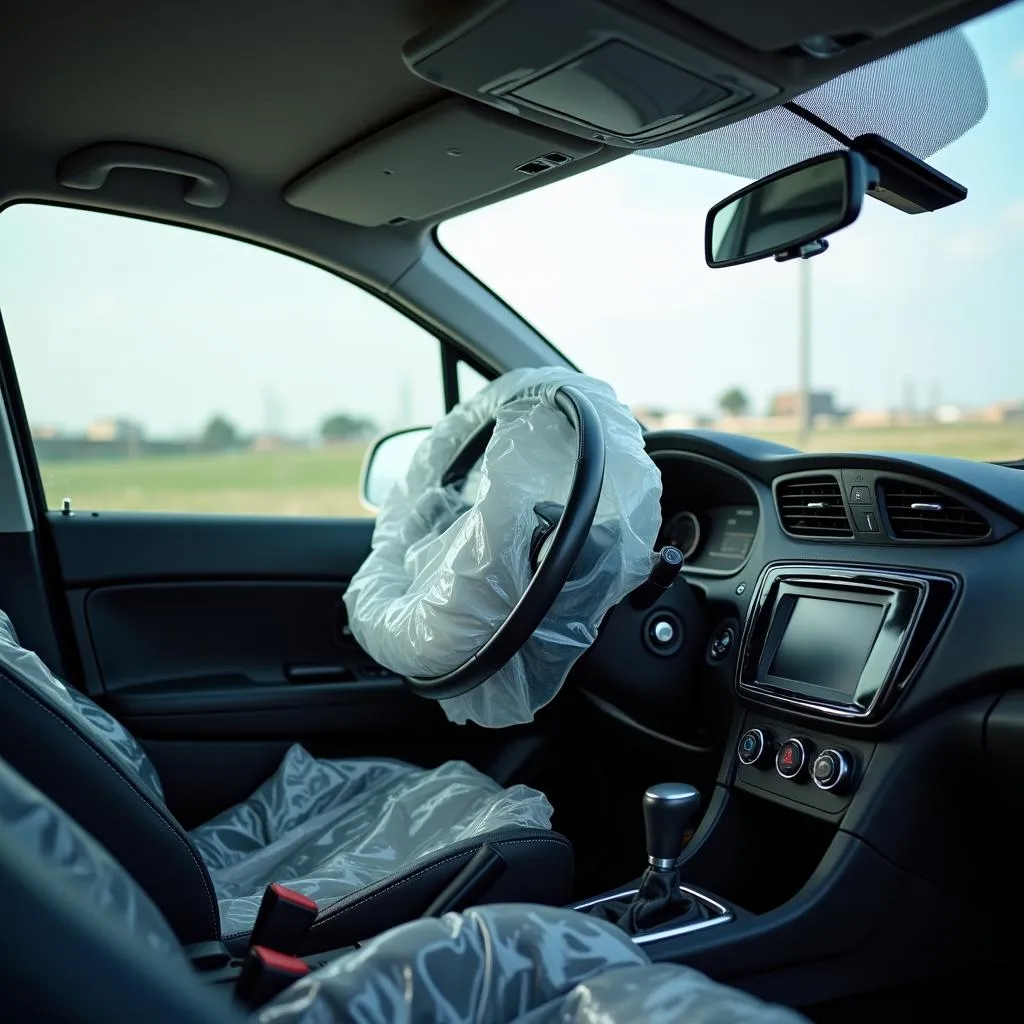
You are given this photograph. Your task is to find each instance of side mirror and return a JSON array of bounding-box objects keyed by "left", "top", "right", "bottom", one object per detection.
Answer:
[
  {"left": 360, "top": 426, "right": 431, "bottom": 511},
  {"left": 705, "top": 150, "right": 879, "bottom": 268}
]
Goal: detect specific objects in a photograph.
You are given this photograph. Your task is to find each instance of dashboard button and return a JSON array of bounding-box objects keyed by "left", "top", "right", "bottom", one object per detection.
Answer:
[
  {"left": 849, "top": 485, "right": 873, "bottom": 505},
  {"left": 709, "top": 624, "right": 736, "bottom": 661},
  {"left": 812, "top": 749, "right": 851, "bottom": 792},
  {"left": 737, "top": 728, "right": 770, "bottom": 768},
  {"left": 776, "top": 738, "right": 807, "bottom": 780},
  {"left": 853, "top": 509, "right": 880, "bottom": 532}
]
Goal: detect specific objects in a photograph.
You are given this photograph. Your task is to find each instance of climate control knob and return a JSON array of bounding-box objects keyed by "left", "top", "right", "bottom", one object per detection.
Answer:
[
  {"left": 812, "top": 749, "right": 851, "bottom": 792},
  {"left": 737, "top": 728, "right": 771, "bottom": 768}
]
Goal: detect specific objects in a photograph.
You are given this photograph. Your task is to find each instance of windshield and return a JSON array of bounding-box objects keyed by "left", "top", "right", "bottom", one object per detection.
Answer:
[{"left": 440, "top": 2, "right": 1024, "bottom": 463}]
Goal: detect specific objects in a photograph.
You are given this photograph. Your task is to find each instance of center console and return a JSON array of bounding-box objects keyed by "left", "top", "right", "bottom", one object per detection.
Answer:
[
  {"left": 732, "top": 714, "right": 877, "bottom": 820},
  {"left": 570, "top": 559, "right": 1000, "bottom": 1008}
]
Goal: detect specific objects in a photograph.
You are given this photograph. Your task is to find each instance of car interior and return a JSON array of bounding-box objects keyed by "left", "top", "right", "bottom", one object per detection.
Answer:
[{"left": 0, "top": 0, "right": 1021, "bottom": 1021}]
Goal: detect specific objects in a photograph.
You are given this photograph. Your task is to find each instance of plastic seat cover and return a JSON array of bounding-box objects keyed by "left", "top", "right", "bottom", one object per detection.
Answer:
[
  {"left": 0, "top": 611, "right": 552, "bottom": 937},
  {"left": 0, "top": 749, "right": 809, "bottom": 1024},
  {"left": 190, "top": 744, "right": 552, "bottom": 935}
]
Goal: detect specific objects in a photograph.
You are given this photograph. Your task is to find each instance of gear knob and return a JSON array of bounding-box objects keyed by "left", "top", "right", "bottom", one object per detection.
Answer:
[{"left": 643, "top": 783, "right": 700, "bottom": 868}]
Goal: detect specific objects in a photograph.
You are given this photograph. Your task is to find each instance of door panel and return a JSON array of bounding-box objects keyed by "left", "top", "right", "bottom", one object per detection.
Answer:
[
  {"left": 44, "top": 511, "right": 533, "bottom": 826},
  {"left": 53, "top": 512, "right": 381, "bottom": 707},
  {"left": 84, "top": 580, "right": 366, "bottom": 693}
]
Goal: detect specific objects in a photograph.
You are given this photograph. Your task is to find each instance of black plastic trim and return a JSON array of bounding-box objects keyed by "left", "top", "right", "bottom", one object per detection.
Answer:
[
  {"left": 109, "top": 675, "right": 408, "bottom": 717},
  {"left": 48, "top": 514, "right": 375, "bottom": 586}
]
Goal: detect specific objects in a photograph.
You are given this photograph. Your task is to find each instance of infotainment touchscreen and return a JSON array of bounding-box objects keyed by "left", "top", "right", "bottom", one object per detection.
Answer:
[
  {"left": 767, "top": 597, "right": 885, "bottom": 698},
  {"left": 739, "top": 564, "right": 953, "bottom": 719}
]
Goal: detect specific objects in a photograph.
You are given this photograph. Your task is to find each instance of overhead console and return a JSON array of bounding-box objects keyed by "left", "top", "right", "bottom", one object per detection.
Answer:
[
  {"left": 402, "top": 0, "right": 996, "bottom": 150},
  {"left": 285, "top": 99, "right": 601, "bottom": 227},
  {"left": 403, "top": 0, "right": 778, "bottom": 148},
  {"left": 736, "top": 562, "right": 959, "bottom": 721}
]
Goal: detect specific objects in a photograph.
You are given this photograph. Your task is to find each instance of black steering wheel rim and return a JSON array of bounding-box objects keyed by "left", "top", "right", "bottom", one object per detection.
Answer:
[{"left": 404, "top": 384, "right": 607, "bottom": 701}]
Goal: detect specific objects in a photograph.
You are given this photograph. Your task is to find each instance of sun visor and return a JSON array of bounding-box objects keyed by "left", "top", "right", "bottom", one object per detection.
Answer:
[
  {"left": 641, "top": 28, "right": 986, "bottom": 181},
  {"left": 284, "top": 99, "right": 600, "bottom": 227}
]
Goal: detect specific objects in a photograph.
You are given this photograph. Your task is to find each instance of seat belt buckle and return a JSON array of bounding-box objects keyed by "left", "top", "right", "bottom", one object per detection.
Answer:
[
  {"left": 234, "top": 946, "right": 309, "bottom": 1009},
  {"left": 249, "top": 882, "right": 319, "bottom": 955}
]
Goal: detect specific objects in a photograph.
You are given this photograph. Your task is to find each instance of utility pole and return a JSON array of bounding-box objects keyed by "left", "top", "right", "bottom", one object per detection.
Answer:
[
  {"left": 263, "top": 387, "right": 284, "bottom": 438},
  {"left": 797, "top": 258, "right": 812, "bottom": 447}
]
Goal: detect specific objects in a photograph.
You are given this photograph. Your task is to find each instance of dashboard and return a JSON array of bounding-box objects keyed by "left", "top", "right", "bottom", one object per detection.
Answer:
[
  {"left": 585, "top": 427, "right": 1024, "bottom": 798},
  {"left": 655, "top": 449, "right": 764, "bottom": 574},
  {"left": 574, "top": 429, "right": 1024, "bottom": 992},
  {"left": 659, "top": 505, "right": 758, "bottom": 573}
]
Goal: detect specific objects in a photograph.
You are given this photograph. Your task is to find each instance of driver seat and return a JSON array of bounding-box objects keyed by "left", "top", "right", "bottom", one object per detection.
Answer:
[{"left": 0, "top": 611, "right": 572, "bottom": 953}]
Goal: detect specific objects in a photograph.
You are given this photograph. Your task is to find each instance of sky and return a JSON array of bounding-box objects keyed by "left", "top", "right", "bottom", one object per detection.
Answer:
[{"left": 0, "top": 1, "right": 1022, "bottom": 440}]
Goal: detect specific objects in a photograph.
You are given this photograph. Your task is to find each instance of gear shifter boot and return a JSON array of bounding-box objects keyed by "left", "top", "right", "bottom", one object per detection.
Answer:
[
  {"left": 585, "top": 781, "right": 707, "bottom": 935},
  {"left": 587, "top": 866, "right": 708, "bottom": 935}
]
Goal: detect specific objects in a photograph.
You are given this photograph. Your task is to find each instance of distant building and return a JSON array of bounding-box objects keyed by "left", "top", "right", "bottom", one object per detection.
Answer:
[
  {"left": 847, "top": 408, "right": 899, "bottom": 427},
  {"left": 86, "top": 418, "right": 144, "bottom": 444},
  {"left": 250, "top": 433, "right": 300, "bottom": 452},
  {"left": 768, "top": 391, "right": 842, "bottom": 419},
  {"left": 981, "top": 399, "right": 1024, "bottom": 422},
  {"left": 30, "top": 424, "right": 63, "bottom": 439}
]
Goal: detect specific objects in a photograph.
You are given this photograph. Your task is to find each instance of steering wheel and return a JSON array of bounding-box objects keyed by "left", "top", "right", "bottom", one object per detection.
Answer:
[{"left": 404, "top": 385, "right": 606, "bottom": 700}]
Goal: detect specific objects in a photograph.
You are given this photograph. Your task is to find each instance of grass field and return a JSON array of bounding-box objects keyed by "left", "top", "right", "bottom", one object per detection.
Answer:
[
  {"left": 38, "top": 421, "right": 1022, "bottom": 517},
  {"left": 40, "top": 444, "right": 374, "bottom": 517}
]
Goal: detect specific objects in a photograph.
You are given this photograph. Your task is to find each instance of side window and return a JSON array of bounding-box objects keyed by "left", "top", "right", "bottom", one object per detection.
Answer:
[
  {"left": 457, "top": 360, "right": 490, "bottom": 402},
  {"left": 0, "top": 204, "right": 445, "bottom": 517}
]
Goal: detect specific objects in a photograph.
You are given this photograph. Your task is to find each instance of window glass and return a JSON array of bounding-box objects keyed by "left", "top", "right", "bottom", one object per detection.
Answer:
[
  {"left": 0, "top": 204, "right": 444, "bottom": 516},
  {"left": 440, "top": 4, "right": 1024, "bottom": 464},
  {"left": 457, "top": 360, "right": 490, "bottom": 402}
]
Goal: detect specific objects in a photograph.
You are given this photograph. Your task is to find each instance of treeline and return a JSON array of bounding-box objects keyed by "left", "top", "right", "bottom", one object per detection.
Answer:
[
  {"left": 200, "top": 412, "right": 378, "bottom": 451},
  {"left": 34, "top": 411, "right": 380, "bottom": 462}
]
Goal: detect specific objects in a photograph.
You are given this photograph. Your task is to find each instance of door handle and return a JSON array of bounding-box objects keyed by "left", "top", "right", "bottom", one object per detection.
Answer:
[{"left": 57, "top": 143, "right": 230, "bottom": 209}]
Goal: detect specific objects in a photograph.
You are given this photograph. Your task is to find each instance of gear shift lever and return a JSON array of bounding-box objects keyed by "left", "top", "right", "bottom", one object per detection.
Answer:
[
  {"left": 584, "top": 782, "right": 707, "bottom": 936},
  {"left": 644, "top": 783, "right": 701, "bottom": 869}
]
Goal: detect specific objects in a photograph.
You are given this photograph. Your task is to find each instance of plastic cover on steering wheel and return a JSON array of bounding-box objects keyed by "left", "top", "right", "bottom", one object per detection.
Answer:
[{"left": 343, "top": 368, "right": 662, "bottom": 728}]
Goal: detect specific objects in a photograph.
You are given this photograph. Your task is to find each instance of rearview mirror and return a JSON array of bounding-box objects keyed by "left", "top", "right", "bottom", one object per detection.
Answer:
[
  {"left": 360, "top": 426, "right": 431, "bottom": 511},
  {"left": 705, "top": 151, "right": 878, "bottom": 268}
]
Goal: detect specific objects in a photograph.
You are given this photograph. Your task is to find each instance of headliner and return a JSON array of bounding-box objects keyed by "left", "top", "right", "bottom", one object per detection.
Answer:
[
  {"left": 0, "top": 0, "right": 1010, "bottom": 210},
  {"left": 0, "top": 0, "right": 1012, "bottom": 304},
  {"left": 0, "top": 0, "right": 465, "bottom": 188}
]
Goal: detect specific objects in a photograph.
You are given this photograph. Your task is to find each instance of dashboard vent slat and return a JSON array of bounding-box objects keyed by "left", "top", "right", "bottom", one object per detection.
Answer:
[
  {"left": 776, "top": 476, "right": 852, "bottom": 539},
  {"left": 879, "top": 480, "right": 991, "bottom": 541}
]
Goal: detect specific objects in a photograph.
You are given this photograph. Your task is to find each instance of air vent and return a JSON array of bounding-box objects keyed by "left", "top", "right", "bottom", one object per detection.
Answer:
[
  {"left": 776, "top": 476, "right": 853, "bottom": 538},
  {"left": 879, "top": 480, "right": 991, "bottom": 541}
]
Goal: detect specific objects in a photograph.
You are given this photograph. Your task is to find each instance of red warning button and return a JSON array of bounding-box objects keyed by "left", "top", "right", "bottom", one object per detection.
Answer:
[{"left": 776, "top": 739, "right": 807, "bottom": 780}]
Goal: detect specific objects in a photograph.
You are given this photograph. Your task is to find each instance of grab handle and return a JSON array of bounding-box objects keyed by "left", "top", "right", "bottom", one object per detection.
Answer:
[{"left": 57, "top": 143, "right": 230, "bottom": 209}]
